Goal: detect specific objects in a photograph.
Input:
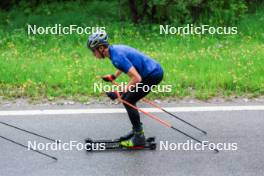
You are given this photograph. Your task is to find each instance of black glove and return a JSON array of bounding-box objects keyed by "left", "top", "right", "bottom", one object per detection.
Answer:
[
  {"left": 106, "top": 91, "right": 121, "bottom": 100},
  {"left": 102, "top": 74, "right": 116, "bottom": 82}
]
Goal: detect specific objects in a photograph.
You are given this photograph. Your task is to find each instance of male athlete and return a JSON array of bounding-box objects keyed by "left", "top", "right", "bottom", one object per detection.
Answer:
[{"left": 87, "top": 31, "right": 163, "bottom": 147}]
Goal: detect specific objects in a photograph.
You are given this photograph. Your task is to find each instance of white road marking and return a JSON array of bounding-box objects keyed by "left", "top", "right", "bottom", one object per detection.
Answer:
[{"left": 0, "top": 105, "right": 264, "bottom": 116}]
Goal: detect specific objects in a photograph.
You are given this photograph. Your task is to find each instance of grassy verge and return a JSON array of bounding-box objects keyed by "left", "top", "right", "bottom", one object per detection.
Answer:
[{"left": 0, "top": 1, "right": 263, "bottom": 101}]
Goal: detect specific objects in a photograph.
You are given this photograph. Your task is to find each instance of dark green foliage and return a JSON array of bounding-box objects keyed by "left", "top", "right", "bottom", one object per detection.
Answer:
[
  {"left": 0, "top": 0, "right": 98, "bottom": 11},
  {"left": 0, "top": 0, "right": 262, "bottom": 25},
  {"left": 121, "top": 0, "right": 251, "bottom": 25}
]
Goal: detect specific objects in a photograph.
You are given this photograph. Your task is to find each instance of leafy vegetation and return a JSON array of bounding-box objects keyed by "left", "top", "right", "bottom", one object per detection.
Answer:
[{"left": 0, "top": 1, "right": 263, "bottom": 101}]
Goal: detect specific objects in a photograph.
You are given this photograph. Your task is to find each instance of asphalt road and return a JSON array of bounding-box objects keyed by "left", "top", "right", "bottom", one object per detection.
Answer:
[{"left": 0, "top": 103, "right": 263, "bottom": 176}]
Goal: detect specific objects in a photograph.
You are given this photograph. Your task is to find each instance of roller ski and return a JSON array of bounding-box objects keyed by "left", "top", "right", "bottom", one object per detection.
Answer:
[{"left": 85, "top": 135, "right": 156, "bottom": 151}]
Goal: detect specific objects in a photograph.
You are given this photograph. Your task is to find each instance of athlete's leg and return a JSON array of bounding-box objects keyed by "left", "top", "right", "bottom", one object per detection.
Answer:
[
  {"left": 122, "top": 74, "right": 163, "bottom": 131},
  {"left": 122, "top": 91, "right": 149, "bottom": 131},
  {"left": 120, "top": 74, "right": 163, "bottom": 146}
]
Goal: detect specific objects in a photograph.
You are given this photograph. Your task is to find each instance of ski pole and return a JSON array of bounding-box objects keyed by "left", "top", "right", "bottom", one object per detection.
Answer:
[
  {"left": 139, "top": 98, "right": 207, "bottom": 134},
  {"left": 111, "top": 81, "right": 207, "bottom": 135},
  {"left": 0, "top": 135, "right": 58, "bottom": 161},
  {"left": 118, "top": 98, "right": 219, "bottom": 153},
  {"left": 0, "top": 121, "right": 58, "bottom": 143}
]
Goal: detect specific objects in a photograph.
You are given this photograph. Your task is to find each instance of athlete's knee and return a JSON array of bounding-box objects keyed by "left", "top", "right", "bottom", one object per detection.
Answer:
[{"left": 121, "top": 93, "right": 134, "bottom": 103}]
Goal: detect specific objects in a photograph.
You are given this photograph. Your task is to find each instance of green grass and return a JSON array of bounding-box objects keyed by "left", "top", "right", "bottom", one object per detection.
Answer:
[{"left": 0, "top": 1, "right": 263, "bottom": 101}]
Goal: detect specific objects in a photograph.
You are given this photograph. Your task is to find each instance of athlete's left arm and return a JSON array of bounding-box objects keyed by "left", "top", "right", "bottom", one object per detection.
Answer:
[
  {"left": 123, "top": 67, "right": 142, "bottom": 93},
  {"left": 114, "top": 69, "right": 122, "bottom": 78}
]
